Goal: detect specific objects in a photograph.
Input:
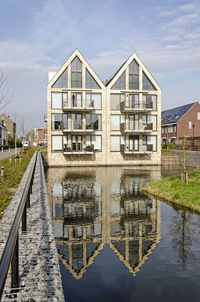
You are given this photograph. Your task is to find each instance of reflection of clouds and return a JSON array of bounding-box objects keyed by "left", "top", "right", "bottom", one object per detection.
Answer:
[{"left": 47, "top": 167, "right": 161, "bottom": 279}]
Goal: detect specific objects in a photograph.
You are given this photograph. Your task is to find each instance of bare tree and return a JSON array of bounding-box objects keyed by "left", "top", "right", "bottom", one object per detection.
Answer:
[{"left": 0, "top": 71, "right": 13, "bottom": 111}]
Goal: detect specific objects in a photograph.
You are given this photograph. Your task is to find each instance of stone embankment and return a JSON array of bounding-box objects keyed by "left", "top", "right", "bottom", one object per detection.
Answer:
[
  {"left": 172, "top": 150, "right": 200, "bottom": 168},
  {"left": 0, "top": 152, "right": 64, "bottom": 301}
]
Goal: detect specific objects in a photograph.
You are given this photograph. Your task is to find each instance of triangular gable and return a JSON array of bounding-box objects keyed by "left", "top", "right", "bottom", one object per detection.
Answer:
[
  {"left": 48, "top": 49, "right": 104, "bottom": 90},
  {"left": 106, "top": 52, "right": 160, "bottom": 92}
]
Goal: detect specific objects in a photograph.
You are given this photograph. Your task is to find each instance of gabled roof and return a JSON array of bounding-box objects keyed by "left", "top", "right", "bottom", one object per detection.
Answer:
[{"left": 162, "top": 102, "right": 195, "bottom": 125}]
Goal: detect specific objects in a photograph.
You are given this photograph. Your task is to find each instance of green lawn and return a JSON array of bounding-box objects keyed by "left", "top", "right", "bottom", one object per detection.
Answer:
[
  {"left": 0, "top": 149, "right": 36, "bottom": 218},
  {"left": 142, "top": 169, "right": 200, "bottom": 213}
]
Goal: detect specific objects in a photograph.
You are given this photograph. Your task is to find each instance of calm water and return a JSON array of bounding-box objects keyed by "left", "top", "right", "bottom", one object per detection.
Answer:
[{"left": 45, "top": 166, "right": 200, "bottom": 302}]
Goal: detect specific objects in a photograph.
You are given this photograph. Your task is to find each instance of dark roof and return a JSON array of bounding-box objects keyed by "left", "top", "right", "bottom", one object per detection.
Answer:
[{"left": 162, "top": 102, "right": 195, "bottom": 125}]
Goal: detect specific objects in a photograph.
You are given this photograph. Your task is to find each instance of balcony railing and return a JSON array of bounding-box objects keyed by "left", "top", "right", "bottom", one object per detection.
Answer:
[
  {"left": 120, "top": 122, "right": 153, "bottom": 133},
  {"left": 120, "top": 144, "right": 152, "bottom": 154},
  {"left": 62, "top": 100, "right": 96, "bottom": 111},
  {"left": 120, "top": 101, "right": 153, "bottom": 112},
  {"left": 63, "top": 144, "right": 94, "bottom": 154}
]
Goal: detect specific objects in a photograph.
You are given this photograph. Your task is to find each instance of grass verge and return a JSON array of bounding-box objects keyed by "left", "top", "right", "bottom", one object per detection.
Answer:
[
  {"left": 0, "top": 149, "right": 36, "bottom": 218},
  {"left": 142, "top": 168, "right": 200, "bottom": 213}
]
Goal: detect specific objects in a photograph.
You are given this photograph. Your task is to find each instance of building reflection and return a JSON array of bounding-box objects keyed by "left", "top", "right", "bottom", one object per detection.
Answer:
[{"left": 47, "top": 167, "right": 161, "bottom": 279}]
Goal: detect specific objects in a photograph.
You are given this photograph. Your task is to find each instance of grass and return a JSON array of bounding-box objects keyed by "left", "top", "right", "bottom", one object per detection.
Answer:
[
  {"left": 142, "top": 169, "right": 200, "bottom": 213},
  {"left": 0, "top": 148, "right": 36, "bottom": 218}
]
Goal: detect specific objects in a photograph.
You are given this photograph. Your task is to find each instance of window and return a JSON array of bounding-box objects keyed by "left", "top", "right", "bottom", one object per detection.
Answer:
[
  {"left": 52, "top": 114, "right": 67, "bottom": 130},
  {"left": 110, "top": 115, "right": 125, "bottom": 131},
  {"left": 86, "top": 69, "right": 100, "bottom": 89},
  {"left": 110, "top": 136, "right": 124, "bottom": 151},
  {"left": 142, "top": 135, "right": 157, "bottom": 151},
  {"left": 197, "top": 112, "right": 200, "bottom": 120},
  {"left": 142, "top": 72, "right": 156, "bottom": 91},
  {"left": 86, "top": 114, "right": 102, "bottom": 130},
  {"left": 51, "top": 92, "right": 67, "bottom": 109},
  {"left": 52, "top": 92, "right": 62, "bottom": 109},
  {"left": 142, "top": 115, "right": 157, "bottom": 131},
  {"left": 129, "top": 94, "right": 139, "bottom": 108},
  {"left": 71, "top": 114, "right": 82, "bottom": 130},
  {"left": 110, "top": 94, "right": 125, "bottom": 110},
  {"left": 71, "top": 93, "right": 82, "bottom": 107},
  {"left": 129, "top": 135, "right": 139, "bottom": 151},
  {"left": 129, "top": 60, "right": 139, "bottom": 90},
  {"left": 86, "top": 93, "right": 101, "bottom": 109},
  {"left": 52, "top": 135, "right": 63, "bottom": 151},
  {"left": 86, "top": 135, "right": 102, "bottom": 151},
  {"left": 188, "top": 121, "right": 192, "bottom": 129},
  {"left": 52, "top": 68, "right": 68, "bottom": 88},
  {"left": 71, "top": 56, "right": 82, "bottom": 88},
  {"left": 111, "top": 71, "right": 126, "bottom": 89},
  {"left": 72, "top": 135, "right": 82, "bottom": 151},
  {"left": 142, "top": 95, "right": 157, "bottom": 110},
  {"left": 129, "top": 115, "right": 139, "bottom": 130}
]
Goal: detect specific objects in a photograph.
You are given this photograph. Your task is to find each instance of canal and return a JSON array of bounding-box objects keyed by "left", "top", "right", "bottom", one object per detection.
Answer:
[{"left": 45, "top": 167, "right": 200, "bottom": 302}]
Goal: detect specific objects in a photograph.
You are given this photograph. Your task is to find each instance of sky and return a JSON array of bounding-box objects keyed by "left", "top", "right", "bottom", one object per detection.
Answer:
[{"left": 0, "top": 0, "right": 200, "bottom": 132}]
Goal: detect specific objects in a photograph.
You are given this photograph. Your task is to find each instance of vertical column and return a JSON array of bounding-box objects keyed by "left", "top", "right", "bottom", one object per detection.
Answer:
[{"left": 11, "top": 235, "right": 19, "bottom": 289}]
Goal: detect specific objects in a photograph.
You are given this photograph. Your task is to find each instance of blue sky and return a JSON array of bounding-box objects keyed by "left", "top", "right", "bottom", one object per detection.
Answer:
[{"left": 0, "top": 0, "right": 200, "bottom": 131}]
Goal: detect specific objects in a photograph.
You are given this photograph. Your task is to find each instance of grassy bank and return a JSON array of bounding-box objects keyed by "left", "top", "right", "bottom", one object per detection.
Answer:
[
  {"left": 0, "top": 149, "right": 36, "bottom": 218},
  {"left": 142, "top": 169, "right": 200, "bottom": 213}
]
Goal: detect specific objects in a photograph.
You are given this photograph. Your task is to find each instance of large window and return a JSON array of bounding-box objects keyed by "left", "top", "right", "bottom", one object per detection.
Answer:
[
  {"left": 52, "top": 114, "right": 67, "bottom": 130},
  {"left": 142, "top": 95, "right": 157, "bottom": 110},
  {"left": 111, "top": 71, "right": 125, "bottom": 90},
  {"left": 71, "top": 56, "right": 82, "bottom": 88},
  {"left": 51, "top": 92, "right": 67, "bottom": 109},
  {"left": 129, "top": 94, "right": 139, "bottom": 108},
  {"left": 142, "top": 72, "right": 156, "bottom": 91},
  {"left": 86, "top": 114, "right": 102, "bottom": 130},
  {"left": 86, "top": 135, "right": 102, "bottom": 151},
  {"left": 129, "top": 60, "right": 139, "bottom": 90},
  {"left": 129, "top": 115, "right": 139, "bottom": 130},
  {"left": 52, "top": 68, "right": 68, "bottom": 88},
  {"left": 86, "top": 69, "right": 100, "bottom": 89},
  {"left": 142, "top": 135, "right": 157, "bottom": 151},
  {"left": 110, "top": 94, "right": 125, "bottom": 110},
  {"left": 71, "top": 93, "right": 82, "bottom": 107},
  {"left": 72, "top": 135, "right": 82, "bottom": 151},
  {"left": 110, "top": 115, "right": 125, "bottom": 131},
  {"left": 71, "top": 114, "right": 82, "bottom": 130},
  {"left": 142, "top": 115, "right": 157, "bottom": 131},
  {"left": 52, "top": 135, "right": 63, "bottom": 151},
  {"left": 129, "top": 135, "right": 139, "bottom": 151},
  {"left": 86, "top": 93, "right": 101, "bottom": 109},
  {"left": 110, "top": 136, "right": 124, "bottom": 151}
]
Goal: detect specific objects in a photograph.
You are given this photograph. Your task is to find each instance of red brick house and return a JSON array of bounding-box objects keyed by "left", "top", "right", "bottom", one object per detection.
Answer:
[
  {"left": 30, "top": 128, "right": 47, "bottom": 146},
  {"left": 162, "top": 102, "right": 200, "bottom": 143}
]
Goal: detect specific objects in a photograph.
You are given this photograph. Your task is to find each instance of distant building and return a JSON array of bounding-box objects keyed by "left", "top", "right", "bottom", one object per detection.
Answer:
[
  {"left": 0, "top": 113, "right": 16, "bottom": 140},
  {"left": 47, "top": 49, "right": 161, "bottom": 166},
  {"left": 0, "top": 121, "right": 7, "bottom": 145},
  {"left": 161, "top": 102, "right": 200, "bottom": 144},
  {"left": 30, "top": 128, "right": 47, "bottom": 146}
]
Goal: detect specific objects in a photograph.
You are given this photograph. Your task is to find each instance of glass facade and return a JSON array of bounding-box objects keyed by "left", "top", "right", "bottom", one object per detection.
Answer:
[
  {"left": 52, "top": 68, "right": 68, "bottom": 88},
  {"left": 86, "top": 114, "right": 101, "bottom": 130},
  {"left": 111, "top": 71, "right": 125, "bottom": 90},
  {"left": 86, "top": 93, "right": 101, "bottom": 109},
  {"left": 86, "top": 69, "right": 100, "bottom": 89},
  {"left": 142, "top": 72, "right": 156, "bottom": 91},
  {"left": 129, "top": 60, "right": 139, "bottom": 90},
  {"left": 110, "top": 94, "right": 125, "bottom": 110},
  {"left": 71, "top": 56, "right": 82, "bottom": 88}
]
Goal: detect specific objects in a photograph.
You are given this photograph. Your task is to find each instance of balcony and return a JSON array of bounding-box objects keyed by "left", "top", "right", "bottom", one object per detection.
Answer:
[
  {"left": 63, "top": 144, "right": 94, "bottom": 155},
  {"left": 120, "top": 122, "right": 153, "bottom": 133},
  {"left": 120, "top": 144, "right": 152, "bottom": 154},
  {"left": 120, "top": 101, "right": 153, "bottom": 112},
  {"left": 62, "top": 100, "right": 95, "bottom": 112},
  {"left": 62, "top": 123, "right": 94, "bottom": 134}
]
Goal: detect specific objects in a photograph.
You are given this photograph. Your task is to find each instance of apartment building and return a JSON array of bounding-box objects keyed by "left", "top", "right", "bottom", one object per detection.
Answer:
[
  {"left": 47, "top": 49, "right": 161, "bottom": 166},
  {"left": 30, "top": 128, "right": 47, "bottom": 146}
]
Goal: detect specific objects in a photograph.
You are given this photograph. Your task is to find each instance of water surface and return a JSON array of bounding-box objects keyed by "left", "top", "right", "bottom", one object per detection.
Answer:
[{"left": 46, "top": 166, "right": 200, "bottom": 302}]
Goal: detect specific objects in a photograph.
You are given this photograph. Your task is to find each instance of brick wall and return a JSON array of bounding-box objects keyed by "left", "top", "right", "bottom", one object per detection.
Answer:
[{"left": 177, "top": 102, "right": 200, "bottom": 138}]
